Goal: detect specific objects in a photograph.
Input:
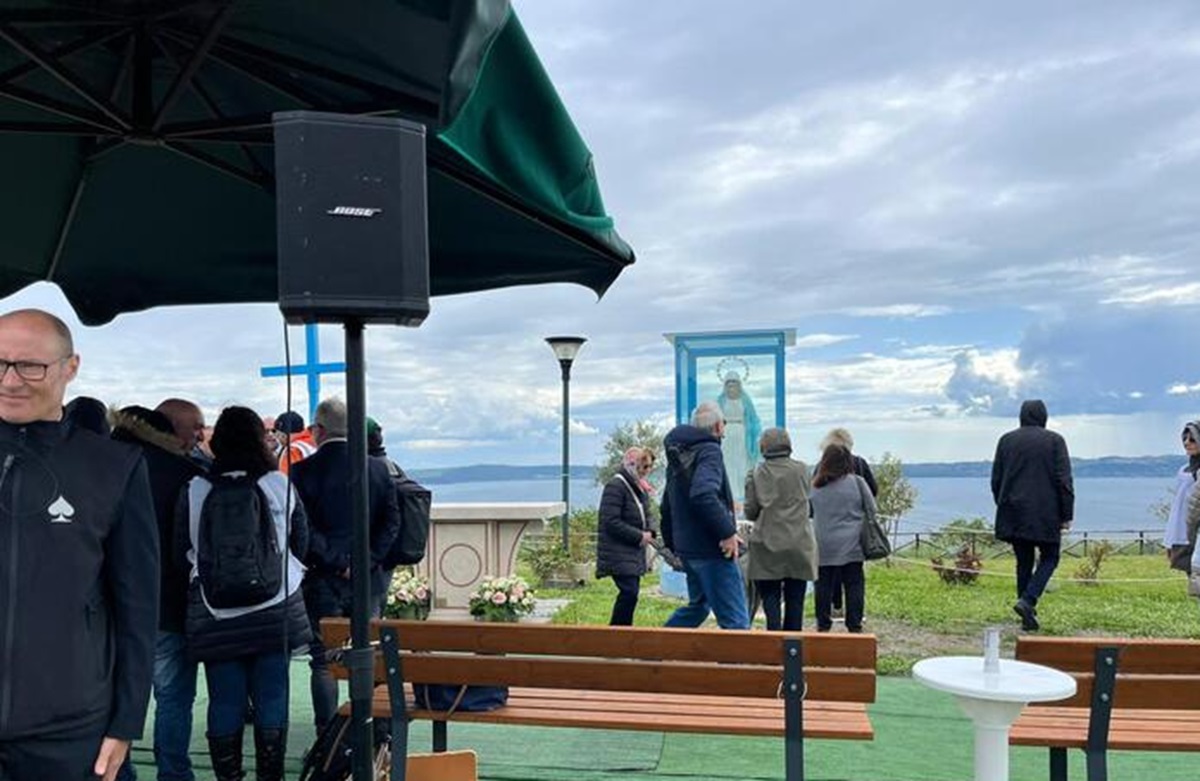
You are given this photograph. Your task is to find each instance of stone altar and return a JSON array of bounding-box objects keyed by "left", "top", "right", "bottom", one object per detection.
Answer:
[{"left": 417, "top": 502, "right": 565, "bottom": 618}]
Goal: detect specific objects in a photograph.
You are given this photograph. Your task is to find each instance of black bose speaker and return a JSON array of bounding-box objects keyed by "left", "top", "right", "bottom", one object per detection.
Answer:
[{"left": 273, "top": 111, "right": 430, "bottom": 325}]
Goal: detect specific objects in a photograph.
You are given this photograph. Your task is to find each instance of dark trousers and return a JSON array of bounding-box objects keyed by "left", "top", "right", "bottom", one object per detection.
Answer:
[
  {"left": 305, "top": 573, "right": 382, "bottom": 730},
  {"left": 1012, "top": 540, "right": 1061, "bottom": 607},
  {"left": 0, "top": 728, "right": 106, "bottom": 781},
  {"left": 815, "top": 563, "right": 865, "bottom": 632},
  {"left": 756, "top": 578, "right": 807, "bottom": 631},
  {"left": 609, "top": 575, "right": 641, "bottom": 626}
]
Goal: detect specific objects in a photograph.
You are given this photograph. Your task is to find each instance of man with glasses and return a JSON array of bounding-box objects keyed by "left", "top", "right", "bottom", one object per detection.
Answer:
[
  {"left": 991, "top": 399, "right": 1075, "bottom": 632},
  {"left": 0, "top": 309, "right": 158, "bottom": 781}
]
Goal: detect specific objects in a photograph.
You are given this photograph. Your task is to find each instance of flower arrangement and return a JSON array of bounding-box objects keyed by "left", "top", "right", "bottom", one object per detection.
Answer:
[
  {"left": 468, "top": 575, "right": 535, "bottom": 622},
  {"left": 383, "top": 569, "right": 431, "bottom": 620}
]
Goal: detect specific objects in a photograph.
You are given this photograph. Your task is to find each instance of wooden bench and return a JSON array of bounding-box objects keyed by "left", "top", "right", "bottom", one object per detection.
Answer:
[
  {"left": 1010, "top": 636, "right": 1200, "bottom": 781},
  {"left": 322, "top": 618, "right": 877, "bottom": 781}
]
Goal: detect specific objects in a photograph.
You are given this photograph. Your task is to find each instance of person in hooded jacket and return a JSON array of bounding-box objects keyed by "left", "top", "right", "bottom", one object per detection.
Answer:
[
  {"left": 112, "top": 406, "right": 206, "bottom": 781},
  {"left": 175, "top": 406, "right": 311, "bottom": 781},
  {"left": 661, "top": 401, "right": 749, "bottom": 630},
  {"left": 991, "top": 400, "right": 1074, "bottom": 632},
  {"left": 1167, "top": 421, "right": 1200, "bottom": 573},
  {"left": 744, "top": 428, "right": 817, "bottom": 631},
  {"left": 596, "top": 447, "right": 657, "bottom": 625}
]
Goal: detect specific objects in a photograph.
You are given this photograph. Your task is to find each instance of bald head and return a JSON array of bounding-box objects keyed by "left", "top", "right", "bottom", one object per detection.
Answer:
[
  {"left": 0, "top": 308, "right": 79, "bottom": 424},
  {"left": 0, "top": 309, "right": 74, "bottom": 355},
  {"left": 156, "top": 398, "right": 206, "bottom": 451}
]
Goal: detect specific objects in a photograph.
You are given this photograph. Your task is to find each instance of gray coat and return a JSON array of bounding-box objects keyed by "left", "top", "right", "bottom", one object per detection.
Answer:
[
  {"left": 744, "top": 454, "right": 818, "bottom": 581},
  {"left": 810, "top": 474, "right": 874, "bottom": 567}
]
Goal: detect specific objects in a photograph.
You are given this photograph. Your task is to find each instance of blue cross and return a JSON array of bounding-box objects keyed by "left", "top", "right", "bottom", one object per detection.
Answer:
[{"left": 260, "top": 324, "right": 347, "bottom": 422}]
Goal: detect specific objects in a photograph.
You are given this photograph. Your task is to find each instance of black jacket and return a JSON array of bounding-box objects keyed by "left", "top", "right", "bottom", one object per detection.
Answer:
[
  {"left": 174, "top": 472, "right": 312, "bottom": 662},
  {"left": 596, "top": 468, "right": 654, "bottom": 578},
  {"left": 991, "top": 400, "right": 1075, "bottom": 543},
  {"left": 0, "top": 418, "right": 158, "bottom": 741},
  {"left": 661, "top": 425, "right": 736, "bottom": 560},
  {"left": 112, "top": 413, "right": 205, "bottom": 633},
  {"left": 291, "top": 441, "right": 402, "bottom": 582}
]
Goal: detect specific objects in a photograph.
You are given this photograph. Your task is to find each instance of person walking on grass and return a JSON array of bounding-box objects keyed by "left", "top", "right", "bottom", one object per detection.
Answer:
[
  {"left": 661, "top": 401, "right": 750, "bottom": 630},
  {"left": 744, "top": 428, "right": 817, "bottom": 631},
  {"left": 991, "top": 399, "right": 1074, "bottom": 632},
  {"left": 810, "top": 445, "right": 873, "bottom": 633},
  {"left": 596, "top": 447, "right": 657, "bottom": 625}
]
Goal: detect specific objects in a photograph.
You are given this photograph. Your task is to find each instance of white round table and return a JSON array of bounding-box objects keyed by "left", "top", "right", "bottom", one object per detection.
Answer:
[{"left": 912, "top": 656, "right": 1077, "bottom": 781}]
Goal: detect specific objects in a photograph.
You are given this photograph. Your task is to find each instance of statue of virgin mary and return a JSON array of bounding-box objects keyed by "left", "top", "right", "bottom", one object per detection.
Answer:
[{"left": 716, "top": 372, "right": 762, "bottom": 499}]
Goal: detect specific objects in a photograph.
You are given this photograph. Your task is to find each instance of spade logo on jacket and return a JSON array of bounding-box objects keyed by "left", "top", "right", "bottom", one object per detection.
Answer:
[{"left": 48, "top": 495, "right": 75, "bottom": 523}]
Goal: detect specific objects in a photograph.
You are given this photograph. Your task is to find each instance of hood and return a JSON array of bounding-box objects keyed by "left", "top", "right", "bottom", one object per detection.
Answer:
[
  {"left": 110, "top": 408, "right": 188, "bottom": 456},
  {"left": 664, "top": 424, "right": 720, "bottom": 450},
  {"left": 1019, "top": 400, "right": 1048, "bottom": 428}
]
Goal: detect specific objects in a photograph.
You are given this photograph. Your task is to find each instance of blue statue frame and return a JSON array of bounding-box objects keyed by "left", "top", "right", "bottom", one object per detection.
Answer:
[{"left": 665, "top": 329, "right": 795, "bottom": 427}]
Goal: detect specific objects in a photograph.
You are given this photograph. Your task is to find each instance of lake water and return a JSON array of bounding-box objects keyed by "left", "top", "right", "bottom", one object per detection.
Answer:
[{"left": 428, "top": 476, "right": 1177, "bottom": 534}]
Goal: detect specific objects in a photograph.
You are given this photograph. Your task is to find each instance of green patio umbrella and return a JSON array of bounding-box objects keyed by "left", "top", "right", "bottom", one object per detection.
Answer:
[
  {"left": 0, "top": 0, "right": 633, "bottom": 324},
  {"left": 0, "top": 3, "right": 634, "bottom": 780}
]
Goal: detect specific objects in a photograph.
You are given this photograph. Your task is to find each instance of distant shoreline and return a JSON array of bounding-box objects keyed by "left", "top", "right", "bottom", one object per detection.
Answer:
[{"left": 408, "top": 455, "right": 1182, "bottom": 485}]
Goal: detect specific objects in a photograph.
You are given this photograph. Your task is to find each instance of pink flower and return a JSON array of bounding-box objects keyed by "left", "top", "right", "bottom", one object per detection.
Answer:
[
  {"left": 492, "top": 592, "right": 508, "bottom": 605},
  {"left": 415, "top": 587, "right": 428, "bottom": 601}
]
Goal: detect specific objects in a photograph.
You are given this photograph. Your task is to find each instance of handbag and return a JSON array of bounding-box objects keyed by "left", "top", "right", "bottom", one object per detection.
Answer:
[{"left": 856, "top": 476, "right": 891, "bottom": 560}]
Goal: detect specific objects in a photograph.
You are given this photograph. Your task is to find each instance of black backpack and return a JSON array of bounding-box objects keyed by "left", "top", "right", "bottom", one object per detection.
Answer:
[
  {"left": 380, "top": 460, "right": 432, "bottom": 568},
  {"left": 197, "top": 475, "right": 283, "bottom": 609}
]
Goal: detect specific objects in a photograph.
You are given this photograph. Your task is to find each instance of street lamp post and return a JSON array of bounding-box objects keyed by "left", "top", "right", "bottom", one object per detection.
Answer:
[{"left": 546, "top": 336, "right": 586, "bottom": 551}]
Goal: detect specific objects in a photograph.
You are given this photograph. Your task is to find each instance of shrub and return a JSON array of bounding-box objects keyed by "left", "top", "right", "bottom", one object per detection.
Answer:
[
  {"left": 931, "top": 544, "right": 983, "bottom": 585},
  {"left": 1073, "top": 540, "right": 1114, "bottom": 585}
]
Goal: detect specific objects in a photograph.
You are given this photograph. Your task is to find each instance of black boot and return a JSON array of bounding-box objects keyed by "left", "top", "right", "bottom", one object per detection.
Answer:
[
  {"left": 208, "top": 730, "right": 246, "bottom": 781},
  {"left": 254, "top": 726, "right": 287, "bottom": 781}
]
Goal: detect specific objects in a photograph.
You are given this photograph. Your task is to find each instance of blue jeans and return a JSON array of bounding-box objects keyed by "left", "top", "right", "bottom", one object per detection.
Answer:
[
  {"left": 204, "top": 651, "right": 290, "bottom": 738},
  {"left": 153, "top": 631, "right": 198, "bottom": 781},
  {"left": 116, "top": 631, "right": 198, "bottom": 781},
  {"left": 664, "top": 557, "right": 750, "bottom": 629}
]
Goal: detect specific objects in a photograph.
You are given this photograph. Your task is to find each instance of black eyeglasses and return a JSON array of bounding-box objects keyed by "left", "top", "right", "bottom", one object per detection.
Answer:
[
  {"left": 0, "top": 357, "right": 70, "bottom": 382},
  {"left": 1185, "top": 433, "right": 1197, "bottom": 445}
]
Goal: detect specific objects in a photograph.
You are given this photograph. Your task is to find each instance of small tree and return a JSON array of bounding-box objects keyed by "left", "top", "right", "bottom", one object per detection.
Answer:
[
  {"left": 873, "top": 452, "right": 917, "bottom": 536},
  {"left": 596, "top": 419, "right": 665, "bottom": 487}
]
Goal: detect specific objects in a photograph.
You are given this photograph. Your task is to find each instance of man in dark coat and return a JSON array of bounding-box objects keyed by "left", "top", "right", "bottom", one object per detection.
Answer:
[
  {"left": 111, "top": 405, "right": 206, "bottom": 781},
  {"left": 661, "top": 401, "right": 749, "bottom": 629},
  {"left": 991, "top": 399, "right": 1075, "bottom": 631},
  {"left": 291, "top": 398, "right": 402, "bottom": 730},
  {"left": 0, "top": 309, "right": 158, "bottom": 781}
]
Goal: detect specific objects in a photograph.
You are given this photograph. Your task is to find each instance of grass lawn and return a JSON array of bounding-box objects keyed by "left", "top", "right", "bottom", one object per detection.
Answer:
[{"left": 536, "top": 552, "right": 1197, "bottom": 673}]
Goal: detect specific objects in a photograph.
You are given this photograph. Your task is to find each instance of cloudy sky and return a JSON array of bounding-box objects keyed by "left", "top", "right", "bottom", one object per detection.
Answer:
[{"left": 5, "top": 0, "right": 1200, "bottom": 467}]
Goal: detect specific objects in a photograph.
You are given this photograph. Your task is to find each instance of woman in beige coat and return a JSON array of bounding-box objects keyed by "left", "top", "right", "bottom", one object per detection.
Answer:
[{"left": 744, "top": 428, "right": 818, "bottom": 630}]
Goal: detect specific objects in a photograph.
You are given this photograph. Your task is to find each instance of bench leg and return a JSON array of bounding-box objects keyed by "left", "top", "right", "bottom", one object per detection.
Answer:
[
  {"left": 432, "top": 721, "right": 447, "bottom": 753},
  {"left": 1049, "top": 747, "right": 1067, "bottom": 781},
  {"left": 1084, "top": 748, "right": 1107, "bottom": 781}
]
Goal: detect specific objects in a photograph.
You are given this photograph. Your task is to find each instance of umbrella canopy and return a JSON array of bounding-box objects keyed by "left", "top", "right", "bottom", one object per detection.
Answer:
[{"left": 0, "top": 0, "right": 634, "bottom": 324}]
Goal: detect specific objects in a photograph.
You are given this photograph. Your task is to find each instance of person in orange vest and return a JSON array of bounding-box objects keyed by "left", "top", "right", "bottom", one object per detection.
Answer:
[{"left": 275, "top": 410, "right": 316, "bottom": 475}]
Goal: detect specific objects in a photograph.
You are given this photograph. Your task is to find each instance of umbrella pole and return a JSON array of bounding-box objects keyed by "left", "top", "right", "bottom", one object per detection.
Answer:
[{"left": 344, "top": 317, "right": 376, "bottom": 781}]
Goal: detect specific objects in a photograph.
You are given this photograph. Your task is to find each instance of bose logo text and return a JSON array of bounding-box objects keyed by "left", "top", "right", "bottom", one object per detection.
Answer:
[{"left": 326, "top": 206, "right": 383, "bottom": 218}]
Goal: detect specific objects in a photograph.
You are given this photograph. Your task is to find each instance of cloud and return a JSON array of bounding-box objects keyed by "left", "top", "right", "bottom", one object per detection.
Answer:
[
  {"left": 943, "top": 351, "right": 1021, "bottom": 415},
  {"left": 794, "top": 333, "right": 857, "bottom": 348},
  {"left": 844, "top": 304, "right": 952, "bottom": 318},
  {"left": 1168, "top": 382, "right": 1200, "bottom": 395}
]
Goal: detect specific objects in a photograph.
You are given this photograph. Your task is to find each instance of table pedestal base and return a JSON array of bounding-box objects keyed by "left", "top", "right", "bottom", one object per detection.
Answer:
[{"left": 955, "top": 697, "right": 1025, "bottom": 781}]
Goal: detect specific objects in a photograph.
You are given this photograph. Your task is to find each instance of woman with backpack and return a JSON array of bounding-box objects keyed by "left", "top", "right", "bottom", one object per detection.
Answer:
[{"left": 175, "top": 406, "right": 311, "bottom": 781}]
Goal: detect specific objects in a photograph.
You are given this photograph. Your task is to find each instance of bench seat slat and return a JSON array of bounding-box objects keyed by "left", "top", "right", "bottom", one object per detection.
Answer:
[
  {"left": 343, "top": 686, "right": 873, "bottom": 740},
  {"left": 1026, "top": 674, "right": 1200, "bottom": 710},
  {"left": 1013, "top": 707, "right": 1200, "bottom": 751}
]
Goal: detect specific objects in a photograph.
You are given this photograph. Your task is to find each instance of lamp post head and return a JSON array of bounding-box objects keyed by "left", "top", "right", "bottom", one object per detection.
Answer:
[{"left": 545, "top": 336, "right": 587, "bottom": 365}]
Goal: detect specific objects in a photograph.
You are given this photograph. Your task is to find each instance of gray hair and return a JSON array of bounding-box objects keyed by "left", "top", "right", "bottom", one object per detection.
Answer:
[
  {"left": 691, "top": 401, "right": 724, "bottom": 433},
  {"left": 820, "top": 427, "right": 854, "bottom": 451},
  {"left": 759, "top": 427, "right": 792, "bottom": 457},
  {"left": 315, "top": 397, "right": 348, "bottom": 437}
]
